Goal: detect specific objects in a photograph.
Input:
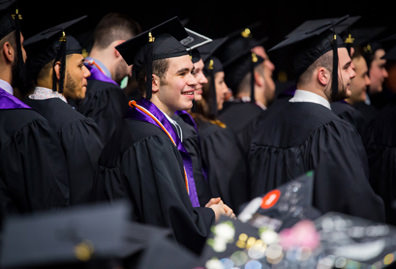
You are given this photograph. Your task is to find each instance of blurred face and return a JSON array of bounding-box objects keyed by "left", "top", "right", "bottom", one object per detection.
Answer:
[
  {"left": 369, "top": 49, "right": 388, "bottom": 94},
  {"left": 214, "top": 71, "right": 228, "bottom": 110},
  {"left": 63, "top": 54, "right": 91, "bottom": 100},
  {"left": 192, "top": 59, "right": 208, "bottom": 101},
  {"left": 252, "top": 46, "right": 276, "bottom": 96},
  {"left": 333, "top": 48, "right": 356, "bottom": 100},
  {"left": 154, "top": 55, "right": 197, "bottom": 115},
  {"left": 346, "top": 55, "right": 370, "bottom": 105}
]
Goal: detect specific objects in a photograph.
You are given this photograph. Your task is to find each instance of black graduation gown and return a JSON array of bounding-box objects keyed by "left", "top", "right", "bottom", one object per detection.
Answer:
[
  {"left": 248, "top": 101, "right": 385, "bottom": 222},
  {"left": 99, "top": 118, "right": 214, "bottom": 254},
  {"left": 218, "top": 101, "right": 263, "bottom": 152},
  {"left": 77, "top": 80, "right": 129, "bottom": 144},
  {"left": 331, "top": 101, "right": 366, "bottom": 136},
  {"left": 174, "top": 114, "right": 211, "bottom": 206},
  {"left": 365, "top": 104, "right": 396, "bottom": 225},
  {"left": 0, "top": 108, "right": 69, "bottom": 218},
  {"left": 197, "top": 119, "right": 249, "bottom": 214},
  {"left": 25, "top": 98, "right": 103, "bottom": 205}
]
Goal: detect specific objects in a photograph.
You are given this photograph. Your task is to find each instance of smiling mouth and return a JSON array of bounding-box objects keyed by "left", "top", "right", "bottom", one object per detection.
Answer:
[{"left": 182, "top": 90, "right": 195, "bottom": 95}]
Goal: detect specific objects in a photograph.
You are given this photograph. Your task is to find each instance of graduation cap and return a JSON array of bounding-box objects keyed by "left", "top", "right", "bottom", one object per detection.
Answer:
[
  {"left": 116, "top": 16, "right": 189, "bottom": 100},
  {"left": 0, "top": 0, "right": 19, "bottom": 40},
  {"left": 181, "top": 28, "right": 212, "bottom": 63},
  {"left": 0, "top": 200, "right": 171, "bottom": 268},
  {"left": 238, "top": 171, "right": 321, "bottom": 231},
  {"left": 24, "top": 16, "right": 87, "bottom": 94},
  {"left": 270, "top": 15, "right": 357, "bottom": 101},
  {"left": 0, "top": 0, "right": 26, "bottom": 91},
  {"left": 314, "top": 212, "right": 396, "bottom": 267}
]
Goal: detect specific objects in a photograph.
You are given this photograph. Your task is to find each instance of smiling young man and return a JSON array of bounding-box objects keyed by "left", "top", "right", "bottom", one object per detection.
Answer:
[
  {"left": 23, "top": 17, "right": 104, "bottom": 206},
  {"left": 99, "top": 17, "right": 234, "bottom": 254},
  {"left": 248, "top": 17, "right": 385, "bottom": 222}
]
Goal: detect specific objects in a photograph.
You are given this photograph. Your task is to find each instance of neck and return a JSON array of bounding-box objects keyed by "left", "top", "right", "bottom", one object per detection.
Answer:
[
  {"left": 151, "top": 97, "right": 175, "bottom": 118},
  {"left": 89, "top": 49, "right": 113, "bottom": 79},
  {"left": 296, "top": 83, "right": 330, "bottom": 102},
  {"left": 0, "top": 66, "right": 12, "bottom": 86}
]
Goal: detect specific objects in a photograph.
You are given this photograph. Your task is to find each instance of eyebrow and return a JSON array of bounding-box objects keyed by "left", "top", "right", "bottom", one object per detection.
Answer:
[
  {"left": 176, "top": 67, "right": 192, "bottom": 75},
  {"left": 343, "top": 60, "right": 352, "bottom": 69}
]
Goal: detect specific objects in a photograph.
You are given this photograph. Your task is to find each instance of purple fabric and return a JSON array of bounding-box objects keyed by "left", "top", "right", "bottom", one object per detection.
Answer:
[
  {"left": 84, "top": 62, "right": 119, "bottom": 86},
  {"left": 175, "top": 110, "right": 198, "bottom": 133},
  {"left": 0, "top": 88, "right": 31, "bottom": 109},
  {"left": 128, "top": 99, "right": 200, "bottom": 207},
  {"left": 175, "top": 110, "right": 208, "bottom": 181}
]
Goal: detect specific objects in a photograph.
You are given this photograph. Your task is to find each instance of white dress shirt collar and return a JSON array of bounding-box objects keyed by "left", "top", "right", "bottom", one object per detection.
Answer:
[
  {"left": 289, "top": 89, "right": 331, "bottom": 110},
  {"left": 0, "top": 79, "right": 13, "bottom": 95}
]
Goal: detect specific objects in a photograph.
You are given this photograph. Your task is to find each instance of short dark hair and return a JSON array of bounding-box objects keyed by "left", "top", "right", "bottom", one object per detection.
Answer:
[
  {"left": 92, "top": 12, "right": 141, "bottom": 49},
  {"left": 297, "top": 50, "right": 332, "bottom": 85},
  {"left": 136, "top": 58, "right": 169, "bottom": 97}
]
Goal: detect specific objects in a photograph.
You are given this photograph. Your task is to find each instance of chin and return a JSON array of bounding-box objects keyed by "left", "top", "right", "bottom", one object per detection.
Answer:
[{"left": 194, "top": 95, "right": 202, "bottom": 101}]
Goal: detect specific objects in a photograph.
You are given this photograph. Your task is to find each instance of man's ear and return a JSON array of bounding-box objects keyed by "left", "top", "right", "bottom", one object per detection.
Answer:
[
  {"left": 151, "top": 73, "right": 160, "bottom": 93},
  {"left": 53, "top": 61, "right": 62, "bottom": 80},
  {"left": 254, "top": 70, "right": 265, "bottom": 87},
  {"left": 2, "top": 41, "right": 14, "bottom": 63},
  {"left": 317, "top": 67, "right": 330, "bottom": 86},
  {"left": 113, "top": 40, "right": 125, "bottom": 58}
]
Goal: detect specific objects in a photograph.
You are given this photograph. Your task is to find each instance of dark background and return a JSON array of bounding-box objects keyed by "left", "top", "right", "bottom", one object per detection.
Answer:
[{"left": 17, "top": 0, "right": 396, "bottom": 80}]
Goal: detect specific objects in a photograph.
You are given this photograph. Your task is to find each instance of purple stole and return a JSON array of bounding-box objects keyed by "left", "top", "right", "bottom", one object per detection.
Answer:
[
  {"left": 175, "top": 110, "right": 208, "bottom": 180},
  {"left": 128, "top": 99, "right": 200, "bottom": 207},
  {"left": 84, "top": 60, "right": 119, "bottom": 86},
  {"left": 0, "top": 87, "right": 31, "bottom": 110}
]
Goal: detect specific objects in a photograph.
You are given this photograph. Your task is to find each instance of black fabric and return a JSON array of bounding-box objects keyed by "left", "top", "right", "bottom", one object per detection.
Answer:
[
  {"left": 331, "top": 101, "right": 366, "bottom": 136},
  {"left": 248, "top": 101, "right": 385, "bottom": 222},
  {"left": 173, "top": 114, "right": 211, "bottom": 206},
  {"left": 77, "top": 79, "right": 129, "bottom": 145},
  {"left": 218, "top": 101, "right": 263, "bottom": 153},
  {"left": 0, "top": 108, "right": 69, "bottom": 222},
  {"left": 365, "top": 104, "right": 396, "bottom": 225},
  {"left": 99, "top": 118, "right": 215, "bottom": 254},
  {"left": 24, "top": 98, "right": 103, "bottom": 205},
  {"left": 196, "top": 119, "right": 249, "bottom": 214}
]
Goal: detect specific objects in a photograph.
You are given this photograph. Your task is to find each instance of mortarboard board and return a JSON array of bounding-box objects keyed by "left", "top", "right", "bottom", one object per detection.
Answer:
[
  {"left": 314, "top": 212, "right": 396, "bottom": 268},
  {"left": 116, "top": 16, "right": 189, "bottom": 100},
  {"left": 181, "top": 28, "right": 212, "bottom": 63},
  {"left": 238, "top": 171, "right": 321, "bottom": 232},
  {"left": 24, "top": 16, "right": 87, "bottom": 93},
  {"left": 136, "top": 235, "right": 200, "bottom": 268},
  {"left": 0, "top": 200, "right": 171, "bottom": 268},
  {"left": 269, "top": 15, "right": 356, "bottom": 101},
  {"left": 0, "top": 0, "right": 26, "bottom": 91},
  {"left": 0, "top": 0, "right": 19, "bottom": 40}
]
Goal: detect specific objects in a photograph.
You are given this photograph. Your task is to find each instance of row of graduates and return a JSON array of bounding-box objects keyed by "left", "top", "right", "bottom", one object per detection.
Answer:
[{"left": 1, "top": 0, "right": 395, "bottom": 258}]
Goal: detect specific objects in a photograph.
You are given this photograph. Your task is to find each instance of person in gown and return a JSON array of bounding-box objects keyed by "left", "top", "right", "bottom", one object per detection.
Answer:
[
  {"left": 248, "top": 16, "right": 385, "bottom": 222},
  {"left": 0, "top": 0, "right": 69, "bottom": 222},
  {"left": 23, "top": 17, "right": 103, "bottom": 206},
  {"left": 99, "top": 17, "right": 235, "bottom": 254}
]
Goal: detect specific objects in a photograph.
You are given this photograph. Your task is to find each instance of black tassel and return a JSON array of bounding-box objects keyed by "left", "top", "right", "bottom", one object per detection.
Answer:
[
  {"left": 250, "top": 53, "right": 257, "bottom": 103},
  {"left": 208, "top": 59, "right": 218, "bottom": 119},
  {"left": 331, "top": 33, "right": 339, "bottom": 101},
  {"left": 53, "top": 32, "right": 67, "bottom": 93},
  {"left": 145, "top": 32, "right": 154, "bottom": 100}
]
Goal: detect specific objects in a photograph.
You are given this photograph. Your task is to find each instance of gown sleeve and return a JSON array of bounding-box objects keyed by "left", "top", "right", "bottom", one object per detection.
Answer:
[
  {"left": 58, "top": 117, "right": 103, "bottom": 205},
  {"left": 119, "top": 133, "right": 215, "bottom": 254},
  {"left": 200, "top": 124, "right": 249, "bottom": 214},
  {"left": 0, "top": 115, "right": 69, "bottom": 216}
]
